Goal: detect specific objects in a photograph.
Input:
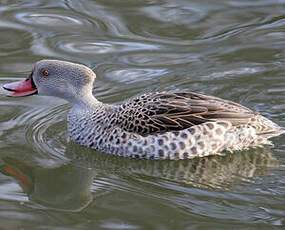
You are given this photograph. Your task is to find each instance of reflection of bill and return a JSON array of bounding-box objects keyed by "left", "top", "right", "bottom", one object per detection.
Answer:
[
  {"left": 0, "top": 157, "right": 94, "bottom": 212},
  {"left": 0, "top": 147, "right": 279, "bottom": 212}
]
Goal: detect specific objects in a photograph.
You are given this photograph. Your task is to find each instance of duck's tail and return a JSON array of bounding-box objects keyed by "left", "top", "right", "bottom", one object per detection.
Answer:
[
  {"left": 254, "top": 115, "right": 284, "bottom": 139},
  {"left": 223, "top": 115, "right": 283, "bottom": 152}
]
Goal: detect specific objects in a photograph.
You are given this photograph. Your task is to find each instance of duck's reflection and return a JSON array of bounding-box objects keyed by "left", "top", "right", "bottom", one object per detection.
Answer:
[
  {"left": 0, "top": 147, "right": 279, "bottom": 211},
  {"left": 68, "top": 146, "right": 279, "bottom": 189},
  {"left": 0, "top": 156, "right": 95, "bottom": 212}
]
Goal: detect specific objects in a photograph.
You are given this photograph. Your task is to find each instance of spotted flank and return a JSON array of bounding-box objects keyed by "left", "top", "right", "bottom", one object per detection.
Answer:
[{"left": 68, "top": 92, "right": 284, "bottom": 160}]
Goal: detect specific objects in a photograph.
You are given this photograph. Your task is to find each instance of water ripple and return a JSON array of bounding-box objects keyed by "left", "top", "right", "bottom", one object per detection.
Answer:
[
  {"left": 0, "top": 0, "right": 285, "bottom": 228},
  {"left": 57, "top": 39, "right": 160, "bottom": 54},
  {"left": 25, "top": 105, "right": 68, "bottom": 161},
  {"left": 104, "top": 67, "right": 169, "bottom": 83},
  {"left": 15, "top": 12, "right": 86, "bottom": 27}
]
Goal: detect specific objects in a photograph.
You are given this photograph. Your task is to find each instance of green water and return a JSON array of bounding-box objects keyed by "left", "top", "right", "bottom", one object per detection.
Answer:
[{"left": 0, "top": 0, "right": 284, "bottom": 229}]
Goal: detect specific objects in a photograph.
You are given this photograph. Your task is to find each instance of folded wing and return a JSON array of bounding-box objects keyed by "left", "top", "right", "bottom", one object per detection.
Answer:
[{"left": 114, "top": 92, "right": 255, "bottom": 135}]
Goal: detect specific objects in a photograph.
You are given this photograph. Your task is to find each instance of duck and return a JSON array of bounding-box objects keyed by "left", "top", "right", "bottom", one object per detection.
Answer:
[{"left": 3, "top": 60, "right": 284, "bottom": 160}]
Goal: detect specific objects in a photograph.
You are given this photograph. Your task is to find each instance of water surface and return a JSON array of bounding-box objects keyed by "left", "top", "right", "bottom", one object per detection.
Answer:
[{"left": 0, "top": 0, "right": 284, "bottom": 229}]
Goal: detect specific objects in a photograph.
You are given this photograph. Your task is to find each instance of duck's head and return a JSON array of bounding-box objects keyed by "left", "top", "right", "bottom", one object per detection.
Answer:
[{"left": 3, "top": 60, "right": 96, "bottom": 104}]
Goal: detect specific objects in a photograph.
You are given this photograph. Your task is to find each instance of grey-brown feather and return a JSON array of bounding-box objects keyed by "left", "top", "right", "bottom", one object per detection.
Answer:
[{"left": 114, "top": 92, "right": 256, "bottom": 135}]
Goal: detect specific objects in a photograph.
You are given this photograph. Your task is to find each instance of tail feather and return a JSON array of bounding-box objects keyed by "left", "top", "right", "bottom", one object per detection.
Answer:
[
  {"left": 253, "top": 115, "right": 284, "bottom": 138},
  {"left": 224, "top": 115, "right": 283, "bottom": 152}
]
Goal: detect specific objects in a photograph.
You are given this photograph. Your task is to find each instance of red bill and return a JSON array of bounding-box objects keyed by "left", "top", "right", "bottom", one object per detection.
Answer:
[{"left": 3, "top": 77, "right": 37, "bottom": 97}]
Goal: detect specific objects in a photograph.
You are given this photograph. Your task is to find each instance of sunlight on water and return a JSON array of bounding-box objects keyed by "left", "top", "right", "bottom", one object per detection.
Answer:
[{"left": 0, "top": 0, "right": 284, "bottom": 229}]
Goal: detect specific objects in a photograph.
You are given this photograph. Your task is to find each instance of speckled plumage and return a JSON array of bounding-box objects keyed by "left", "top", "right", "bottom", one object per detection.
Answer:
[
  {"left": 4, "top": 60, "right": 284, "bottom": 160},
  {"left": 68, "top": 91, "right": 284, "bottom": 160}
]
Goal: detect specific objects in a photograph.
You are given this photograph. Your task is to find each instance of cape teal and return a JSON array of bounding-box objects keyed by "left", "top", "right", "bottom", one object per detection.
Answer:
[{"left": 3, "top": 60, "right": 284, "bottom": 160}]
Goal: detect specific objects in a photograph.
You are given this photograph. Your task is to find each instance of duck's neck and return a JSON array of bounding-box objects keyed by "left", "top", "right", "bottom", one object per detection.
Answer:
[{"left": 72, "top": 92, "right": 102, "bottom": 110}]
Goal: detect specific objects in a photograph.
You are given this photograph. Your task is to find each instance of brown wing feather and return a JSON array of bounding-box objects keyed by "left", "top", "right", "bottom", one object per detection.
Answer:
[{"left": 115, "top": 92, "right": 255, "bottom": 135}]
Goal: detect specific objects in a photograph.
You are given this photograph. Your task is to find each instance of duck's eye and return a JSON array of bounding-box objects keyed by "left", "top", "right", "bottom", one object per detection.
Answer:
[{"left": 42, "top": 69, "right": 49, "bottom": 77}]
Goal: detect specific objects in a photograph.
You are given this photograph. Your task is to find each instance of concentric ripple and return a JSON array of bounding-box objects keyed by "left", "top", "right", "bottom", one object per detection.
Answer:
[
  {"left": 25, "top": 104, "right": 69, "bottom": 162},
  {"left": 0, "top": 0, "right": 285, "bottom": 228}
]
